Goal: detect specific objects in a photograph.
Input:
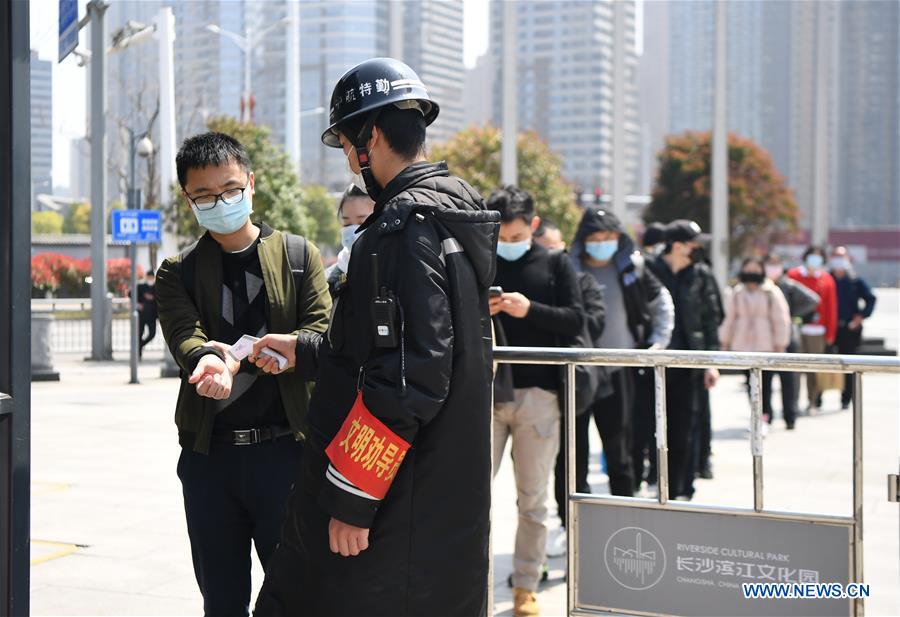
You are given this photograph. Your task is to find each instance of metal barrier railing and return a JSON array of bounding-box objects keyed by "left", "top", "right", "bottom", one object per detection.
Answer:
[
  {"left": 31, "top": 299, "right": 165, "bottom": 355},
  {"left": 493, "top": 346, "right": 900, "bottom": 617}
]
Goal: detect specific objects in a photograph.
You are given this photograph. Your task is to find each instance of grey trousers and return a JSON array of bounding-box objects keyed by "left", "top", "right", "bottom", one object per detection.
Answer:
[{"left": 493, "top": 387, "right": 560, "bottom": 591}]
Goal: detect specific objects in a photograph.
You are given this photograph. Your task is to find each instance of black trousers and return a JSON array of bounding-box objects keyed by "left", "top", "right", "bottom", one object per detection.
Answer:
[
  {"left": 666, "top": 367, "right": 700, "bottom": 500},
  {"left": 178, "top": 436, "right": 303, "bottom": 617},
  {"left": 836, "top": 325, "right": 862, "bottom": 406},
  {"left": 588, "top": 368, "right": 635, "bottom": 497},
  {"left": 693, "top": 387, "right": 712, "bottom": 477},
  {"left": 554, "top": 408, "right": 591, "bottom": 527},
  {"left": 139, "top": 314, "right": 157, "bottom": 354},
  {"left": 631, "top": 367, "right": 657, "bottom": 489},
  {"left": 764, "top": 342, "right": 798, "bottom": 424}
]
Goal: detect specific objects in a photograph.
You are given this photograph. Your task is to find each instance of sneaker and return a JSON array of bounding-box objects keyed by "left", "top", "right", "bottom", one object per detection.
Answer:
[
  {"left": 513, "top": 588, "right": 540, "bottom": 617},
  {"left": 546, "top": 527, "right": 567, "bottom": 558}
]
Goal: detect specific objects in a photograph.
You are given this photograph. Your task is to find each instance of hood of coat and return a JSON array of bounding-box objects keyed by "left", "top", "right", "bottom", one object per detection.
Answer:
[
  {"left": 362, "top": 161, "right": 500, "bottom": 288},
  {"left": 570, "top": 207, "right": 636, "bottom": 275}
]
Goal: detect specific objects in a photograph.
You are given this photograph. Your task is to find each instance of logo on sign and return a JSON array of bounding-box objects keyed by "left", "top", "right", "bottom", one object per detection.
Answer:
[
  {"left": 121, "top": 218, "right": 139, "bottom": 235},
  {"left": 604, "top": 526, "right": 667, "bottom": 590}
]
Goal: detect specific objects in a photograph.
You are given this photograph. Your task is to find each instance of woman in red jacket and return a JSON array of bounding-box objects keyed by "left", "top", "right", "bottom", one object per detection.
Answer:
[{"left": 787, "top": 245, "right": 838, "bottom": 413}]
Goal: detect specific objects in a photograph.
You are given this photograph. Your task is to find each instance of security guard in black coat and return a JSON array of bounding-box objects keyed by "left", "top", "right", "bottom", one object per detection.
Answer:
[{"left": 249, "top": 58, "right": 499, "bottom": 617}]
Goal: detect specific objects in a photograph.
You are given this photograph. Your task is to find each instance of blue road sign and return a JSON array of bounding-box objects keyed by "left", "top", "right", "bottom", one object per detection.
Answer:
[
  {"left": 112, "top": 210, "right": 163, "bottom": 243},
  {"left": 59, "top": 0, "right": 79, "bottom": 63}
]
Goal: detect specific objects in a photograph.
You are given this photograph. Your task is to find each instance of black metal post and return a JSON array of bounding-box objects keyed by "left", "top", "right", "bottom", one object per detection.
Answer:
[{"left": 1, "top": 1, "right": 32, "bottom": 614}]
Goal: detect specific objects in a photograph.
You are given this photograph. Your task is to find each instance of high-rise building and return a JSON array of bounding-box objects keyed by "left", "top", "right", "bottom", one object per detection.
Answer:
[
  {"left": 490, "top": 0, "right": 642, "bottom": 195},
  {"left": 307, "top": 0, "right": 389, "bottom": 188},
  {"left": 643, "top": 1, "right": 798, "bottom": 199},
  {"left": 104, "top": 0, "right": 465, "bottom": 193},
  {"left": 836, "top": 0, "right": 899, "bottom": 228},
  {"left": 30, "top": 50, "right": 53, "bottom": 207},
  {"left": 638, "top": 1, "right": 668, "bottom": 192},
  {"left": 463, "top": 53, "right": 495, "bottom": 128},
  {"left": 663, "top": 1, "right": 714, "bottom": 138},
  {"left": 640, "top": 0, "right": 899, "bottom": 281},
  {"left": 69, "top": 137, "right": 91, "bottom": 202},
  {"left": 166, "top": 0, "right": 464, "bottom": 190},
  {"left": 104, "top": 0, "right": 163, "bottom": 206},
  {"left": 172, "top": 0, "right": 244, "bottom": 141},
  {"left": 401, "top": 0, "right": 465, "bottom": 145}
]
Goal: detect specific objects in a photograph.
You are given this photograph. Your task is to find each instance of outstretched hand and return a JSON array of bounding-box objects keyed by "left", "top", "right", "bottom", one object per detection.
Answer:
[{"left": 188, "top": 354, "right": 233, "bottom": 400}]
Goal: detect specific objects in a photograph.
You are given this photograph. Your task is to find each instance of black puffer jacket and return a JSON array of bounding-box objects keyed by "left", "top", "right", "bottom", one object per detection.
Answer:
[
  {"left": 256, "top": 162, "right": 499, "bottom": 617},
  {"left": 647, "top": 255, "right": 721, "bottom": 351}
]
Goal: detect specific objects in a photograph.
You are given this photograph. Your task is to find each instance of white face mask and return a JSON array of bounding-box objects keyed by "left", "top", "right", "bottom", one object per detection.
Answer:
[
  {"left": 341, "top": 224, "right": 361, "bottom": 251},
  {"left": 764, "top": 264, "right": 784, "bottom": 280}
]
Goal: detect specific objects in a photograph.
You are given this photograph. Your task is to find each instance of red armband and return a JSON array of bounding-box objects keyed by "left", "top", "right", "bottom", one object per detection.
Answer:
[{"left": 325, "top": 392, "right": 411, "bottom": 500}]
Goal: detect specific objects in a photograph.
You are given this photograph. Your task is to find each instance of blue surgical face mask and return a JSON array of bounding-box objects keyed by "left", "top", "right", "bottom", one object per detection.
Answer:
[
  {"left": 830, "top": 257, "right": 849, "bottom": 271},
  {"left": 497, "top": 240, "right": 531, "bottom": 262},
  {"left": 192, "top": 191, "right": 253, "bottom": 235},
  {"left": 585, "top": 239, "right": 618, "bottom": 262},
  {"left": 806, "top": 254, "right": 824, "bottom": 270},
  {"left": 341, "top": 224, "right": 361, "bottom": 251}
]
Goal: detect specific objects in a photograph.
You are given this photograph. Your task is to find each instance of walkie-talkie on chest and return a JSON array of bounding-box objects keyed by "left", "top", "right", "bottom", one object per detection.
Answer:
[{"left": 370, "top": 253, "right": 399, "bottom": 348}]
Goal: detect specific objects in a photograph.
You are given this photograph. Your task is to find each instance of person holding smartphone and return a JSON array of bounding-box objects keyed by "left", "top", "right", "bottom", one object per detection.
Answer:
[{"left": 488, "top": 186, "right": 584, "bottom": 617}]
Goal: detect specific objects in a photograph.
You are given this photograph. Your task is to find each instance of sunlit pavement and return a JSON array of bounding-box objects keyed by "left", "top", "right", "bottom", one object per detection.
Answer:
[{"left": 31, "top": 291, "right": 898, "bottom": 616}]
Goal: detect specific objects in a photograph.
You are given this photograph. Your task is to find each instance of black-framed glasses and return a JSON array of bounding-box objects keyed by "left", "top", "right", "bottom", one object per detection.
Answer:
[{"left": 187, "top": 181, "right": 250, "bottom": 210}]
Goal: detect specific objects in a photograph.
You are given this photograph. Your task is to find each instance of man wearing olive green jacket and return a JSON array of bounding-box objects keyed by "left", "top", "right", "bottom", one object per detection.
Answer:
[{"left": 156, "top": 132, "right": 331, "bottom": 617}]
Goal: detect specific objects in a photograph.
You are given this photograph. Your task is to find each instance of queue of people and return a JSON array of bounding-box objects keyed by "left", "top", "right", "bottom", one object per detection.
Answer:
[{"left": 489, "top": 208, "right": 877, "bottom": 615}]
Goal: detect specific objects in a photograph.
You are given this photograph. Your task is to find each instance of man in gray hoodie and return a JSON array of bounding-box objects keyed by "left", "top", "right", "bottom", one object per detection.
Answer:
[{"left": 570, "top": 209, "right": 673, "bottom": 496}]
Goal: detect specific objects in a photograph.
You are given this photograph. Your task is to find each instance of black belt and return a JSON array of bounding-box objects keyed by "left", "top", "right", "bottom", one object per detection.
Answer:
[{"left": 211, "top": 424, "right": 296, "bottom": 446}]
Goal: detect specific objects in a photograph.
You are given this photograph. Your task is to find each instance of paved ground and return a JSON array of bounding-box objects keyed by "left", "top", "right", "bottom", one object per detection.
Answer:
[{"left": 29, "top": 290, "right": 899, "bottom": 616}]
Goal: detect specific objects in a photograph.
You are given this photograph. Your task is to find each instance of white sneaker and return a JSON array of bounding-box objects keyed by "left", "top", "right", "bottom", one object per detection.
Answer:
[{"left": 546, "top": 527, "right": 567, "bottom": 557}]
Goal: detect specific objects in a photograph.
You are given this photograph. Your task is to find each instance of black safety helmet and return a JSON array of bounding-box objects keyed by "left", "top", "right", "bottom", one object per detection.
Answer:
[{"left": 321, "top": 58, "right": 440, "bottom": 200}]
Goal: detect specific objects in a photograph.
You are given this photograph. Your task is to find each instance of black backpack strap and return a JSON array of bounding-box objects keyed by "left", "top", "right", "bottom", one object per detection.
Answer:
[
  {"left": 283, "top": 233, "right": 308, "bottom": 313},
  {"left": 178, "top": 240, "right": 199, "bottom": 302}
]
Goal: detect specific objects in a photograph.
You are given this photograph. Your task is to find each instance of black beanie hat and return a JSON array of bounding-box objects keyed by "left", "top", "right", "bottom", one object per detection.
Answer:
[
  {"left": 665, "top": 219, "right": 702, "bottom": 243},
  {"left": 643, "top": 222, "right": 666, "bottom": 246}
]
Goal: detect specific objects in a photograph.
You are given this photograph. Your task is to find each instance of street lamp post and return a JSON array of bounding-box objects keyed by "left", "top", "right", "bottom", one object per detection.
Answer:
[
  {"left": 206, "top": 17, "right": 291, "bottom": 124},
  {"left": 88, "top": 0, "right": 111, "bottom": 361},
  {"left": 128, "top": 130, "right": 153, "bottom": 384}
]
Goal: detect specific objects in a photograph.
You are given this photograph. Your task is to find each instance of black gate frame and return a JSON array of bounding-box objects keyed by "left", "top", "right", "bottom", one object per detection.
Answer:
[{"left": 1, "top": 1, "right": 32, "bottom": 615}]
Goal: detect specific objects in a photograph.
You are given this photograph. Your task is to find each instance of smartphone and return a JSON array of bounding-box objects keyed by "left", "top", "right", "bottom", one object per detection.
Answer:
[{"left": 488, "top": 286, "right": 504, "bottom": 298}]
